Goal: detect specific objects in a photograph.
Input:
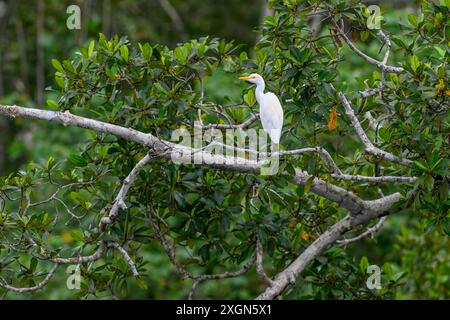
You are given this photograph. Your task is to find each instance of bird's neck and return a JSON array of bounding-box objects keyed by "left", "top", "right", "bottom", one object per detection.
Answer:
[{"left": 255, "top": 83, "right": 265, "bottom": 104}]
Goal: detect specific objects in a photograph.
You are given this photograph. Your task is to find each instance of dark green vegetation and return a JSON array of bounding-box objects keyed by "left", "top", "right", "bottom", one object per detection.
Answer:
[{"left": 0, "top": 0, "right": 448, "bottom": 299}]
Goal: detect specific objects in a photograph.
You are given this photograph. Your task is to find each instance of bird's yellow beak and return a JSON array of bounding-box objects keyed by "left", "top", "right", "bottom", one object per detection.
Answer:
[{"left": 239, "top": 75, "right": 253, "bottom": 81}]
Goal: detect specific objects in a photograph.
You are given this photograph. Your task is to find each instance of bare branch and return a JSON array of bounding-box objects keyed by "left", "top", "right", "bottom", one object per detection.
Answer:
[
  {"left": 337, "top": 93, "right": 413, "bottom": 167},
  {"left": 363, "top": 111, "right": 381, "bottom": 130},
  {"left": 0, "top": 264, "right": 58, "bottom": 293},
  {"left": 146, "top": 213, "right": 193, "bottom": 279},
  {"left": 337, "top": 216, "right": 388, "bottom": 245},
  {"left": 100, "top": 152, "right": 160, "bottom": 227},
  {"left": 256, "top": 238, "right": 274, "bottom": 287},
  {"left": 292, "top": 170, "right": 402, "bottom": 216},
  {"left": 50, "top": 240, "right": 138, "bottom": 278},
  {"left": 188, "top": 255, "right": 256, "bottom": 300},
  {"left": 51, "top": 241, "right": 107, "bottom": 264},
  {"left": 107, "top": 242, "right": 140, "bottom": 277},
  {"left": 201, "top": 113, "right": 259, "bottom": 130},
  {"left": 378, "top": 30, "right": 392, "bottom": 65},
  {"left": 331, "top": 173, "right": 417, "bottom": 183},
  {"left": 335, "top": 21, "right": 403, "bottom": 73},
  {"left": 30, "top": 181, "right": 93, "bottom": 207},
  {"left": 360, "top": 87, "right": 383, "bottom": 99},
  {"left": 205, "top": 142, "right": 342, "bottom": 174}
]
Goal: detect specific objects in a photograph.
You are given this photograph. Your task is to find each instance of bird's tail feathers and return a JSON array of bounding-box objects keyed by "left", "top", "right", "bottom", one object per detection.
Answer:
[{"left": 269, "top": 129, "right": 281, "bottom": 144}]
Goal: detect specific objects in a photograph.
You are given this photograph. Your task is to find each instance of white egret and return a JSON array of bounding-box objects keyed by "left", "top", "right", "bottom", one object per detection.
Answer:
[{"left": 239, "top": 73, "right": 283, "bottom": 144}]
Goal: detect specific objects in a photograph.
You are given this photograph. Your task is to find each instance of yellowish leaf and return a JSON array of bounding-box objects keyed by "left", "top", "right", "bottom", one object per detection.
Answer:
[
  {"left": 301, "top": 231, "right": 309, "bottom": 241},
  {"left": 61, "top": 230, "right": 73, "bottom": 244},
  {"left": 328, "top": 107, "right": 338, "bottom": 131},
  {"left": 436, "top": 79, "right": 445, "bottom": 94},
  {"left": 288, "top": 218, "right": 297, "bottom": 229}
]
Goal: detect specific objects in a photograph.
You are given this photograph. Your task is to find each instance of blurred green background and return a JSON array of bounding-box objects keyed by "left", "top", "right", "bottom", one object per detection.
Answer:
[{"left": 0, "top": 0, "right": 448, "bottom": 299}]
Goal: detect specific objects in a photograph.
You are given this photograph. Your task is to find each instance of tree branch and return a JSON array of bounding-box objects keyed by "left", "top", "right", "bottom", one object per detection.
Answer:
[
  {"left": 107, "top": 242, "right": 140, "bottom": 277},
  {"left": 0, "top": 264, "right": 58, "bottom": 293},
  {"left": 50, "top": 240, "right": 138, "bottom": 278},
  {"left": 256, "top": 193, "right": 399, "bottom": 300},
  {"left": 337, "top": 93, "right": 413, "bottom": 167},
  {"left": 100, "top": 152, "right": 161, "bottom": 228},
  {"left": 256, "top": 237, "right": 274, "bottom": 287},
  {"left": 335, "top": 20, "right": 403, "bottom": 73},
  {"left": 0, "top": 104, "right": 401, "bottom": 216},
  {"left": 201, "top": 113, "right": 259, "bottom": 130},
  {"left": 331, "top": 173, "right": 417, "bottom": 183},
  {"left": 337, "top": 216, "right": 388, "bottom": 245}
]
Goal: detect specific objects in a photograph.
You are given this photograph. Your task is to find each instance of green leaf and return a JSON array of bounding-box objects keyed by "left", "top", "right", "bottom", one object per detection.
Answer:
[
  {"left": 264, "top": 16, "right": 277, "bottom": 27},
  {"left": 51, "top": 59, "right": 64, "bottom": 72},
  {"left": 408, "top": 14, "right": 418, "bottom": 27},
  {"left": 69, "top": 154, "right": 88, "bottom": 167},
  {"left": 430, "top": 158, "right": 443, "bottom": 173},
  {"left": 136, "top": 278, "right": 148, "bottom": 289},
  {"left": 285, "top": 162, "right": 296, "bottom": 176},
  {"left": 413, "top": 161, "right": 428, "bottom": 172},
  {"left": 393, "top": 271, "right": 408, "bottom": 282},
  {"left": 410, "top": 55, "right": 420, "bottom": 72},
  {"left": 55, "top": 75, "right": 65, "bottom": 89},
  {"left": 70, "top": 230, "right": 85, "bottom": 242},
  {"left": 105, "top": 64, "right": 118, "bottom": 80},
  {"left": 439, "top": 0, "right": 450, "bottom": 8},
  {"left": 243, "top": 90, "right": 255, "bottom": 106},
  {"left": 424, "top": 175, "right": 434, "bottom": 191},
  {"left": 424, "top": 219, "right": 437, "bottom": 234},
  {"left": 360, "top": 256, "right": 369, "bottom": 273},
  {"left": 45, "top": 156, "right": 56, "bottom": 171},
  {"left": 304, "top": 176, "right": 314, "bottom": 193},
  {"left": 46, "top": 99, "right": 59, "bottom": 109},
  {"left": 111, "top": 101, "right": 124, "bottom": 118},
  {"left": 88, "top": 40, "right": 95, "bottom": 58},
  {"left": 70, "top": 191, "right": 83, "bottom": 204},
  {"left": 382, "top": 263, "right": 393, "bottom": 281},
  {"left": 84, "top": 201, "right": 92, "bottom": 210},
  {"left": 289, "top": 46, "right": 312, "bottom": 64},
  {"left": 391, "top": 36, "right": 407, "bottom": 49},
  {"left": 174, "top": 46, "right": 188, "bottom": 63},
  {"left": 154, "top": 82, "right": 169, "bottom": 95},
  {"left": 443, "top": 218, "right": 450, "bottom": 236},
  {"left": 120, "top": 45, "right": 129, "bottom": 62},
  {"left": 30, "top": 257, "right": 38, "bottom": 273},
  {"left": 139, "top": 43, "right": 153, "bottom": 60},
  {"left": 199, "top": 244, "right": 210, "bottom": 261},
  {"left": 360, "top": 30, "right": 369, "bottom": 42},
  {"left": 63, "top": 60, "right": 75, "bottom": 73},
  {"left": 214, "top": 190, "right": 225, "bottom": 204}
]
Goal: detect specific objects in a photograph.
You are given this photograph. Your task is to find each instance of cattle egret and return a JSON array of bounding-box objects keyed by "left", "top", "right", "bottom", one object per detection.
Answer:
[{"left": 239, "top": 73, "right": 283, "bottom": 144}]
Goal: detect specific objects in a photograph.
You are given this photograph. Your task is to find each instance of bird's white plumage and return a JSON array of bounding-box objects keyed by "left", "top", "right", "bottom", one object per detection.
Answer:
[
  {"left": 239, "top": 73, "right": 284, "bottom": 144},
  {"left": 260, "top": 92, "right": 283, "bottom": 144}
]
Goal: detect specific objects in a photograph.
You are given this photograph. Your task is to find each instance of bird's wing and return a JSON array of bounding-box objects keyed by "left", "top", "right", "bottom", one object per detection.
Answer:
[{"left": 260, "top": 92, "right": 284, "bottom": 143}]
